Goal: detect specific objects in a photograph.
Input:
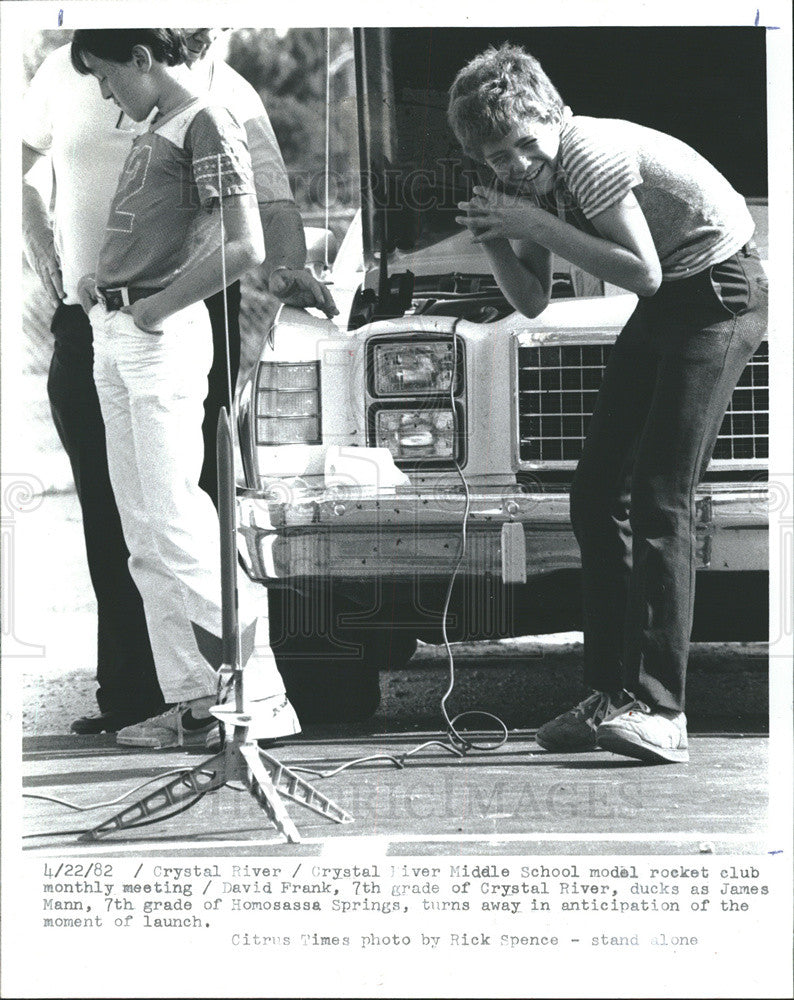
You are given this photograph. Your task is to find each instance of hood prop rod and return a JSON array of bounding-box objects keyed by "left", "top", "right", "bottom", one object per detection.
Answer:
[{"left": 373, "top": 199, "right": 414, "bottom": 321}]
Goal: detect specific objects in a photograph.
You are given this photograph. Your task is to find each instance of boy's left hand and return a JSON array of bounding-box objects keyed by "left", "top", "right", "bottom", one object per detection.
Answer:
[
  {"left": 456, "top": 186, "right": 539, "bottom": 243},
  {"left": 122, "top": 297, "right": 164, "bottom": 335}
]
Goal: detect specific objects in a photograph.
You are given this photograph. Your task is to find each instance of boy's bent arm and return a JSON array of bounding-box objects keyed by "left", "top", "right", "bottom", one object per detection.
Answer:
[
  {"left": 545, "top": 193, "right": 662, "bottom": 297},
  {"left": 126, "top": 194, "right": 264, "bottom": 333},
  {"left": 481, "top": 237, "right": 552, "bottom": 318},
  {"left": 462, "top": 188, "right": 662, "bottom": 298}
]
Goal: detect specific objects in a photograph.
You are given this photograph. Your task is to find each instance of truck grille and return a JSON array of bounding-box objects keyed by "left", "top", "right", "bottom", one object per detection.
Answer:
[{"left": 518, "top": 342, "right": 768, "bottom": 465}]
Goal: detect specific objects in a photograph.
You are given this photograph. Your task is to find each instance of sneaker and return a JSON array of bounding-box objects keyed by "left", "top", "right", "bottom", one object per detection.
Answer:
[
  {"left": 71, "top": 707, "right": 164, "bottom": 735},
  {"left": 535, "top": 691, "right": 630, "bottom": 752},
  {"left": 596, "top": 701, "right": 689, "bottom": 764},
  {"left": 207, "top": 693, "right": 301, "bottom": 751},
  {"left": 116, "top": 701, "right": 218, "bottom": 750}
]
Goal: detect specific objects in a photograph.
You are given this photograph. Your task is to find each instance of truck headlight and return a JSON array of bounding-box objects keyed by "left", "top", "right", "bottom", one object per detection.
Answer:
[
  {"left": 370, "top": 340, "right": 462, "bottom": 397},
  {"left": 255, "top": 361, "right": 321, "bottom": 445},
  {"left": 371, "top": 404, "right": 463, "bottom": 464}
]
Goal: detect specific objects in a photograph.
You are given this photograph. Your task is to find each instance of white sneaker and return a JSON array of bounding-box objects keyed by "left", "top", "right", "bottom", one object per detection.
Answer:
[
  {"left": 116, "top": 700, "right": 218, "bottom": 749},
  {"left": 596, "top": 701, "right": 689, "bottom": 763}
]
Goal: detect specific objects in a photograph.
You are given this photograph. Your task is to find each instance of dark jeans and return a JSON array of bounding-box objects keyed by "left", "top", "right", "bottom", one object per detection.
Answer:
[
  {"left": 570, "top": 248, "right": 768, "bottom": 711},
  {"left": 47, "top": 283, "right": 241, "bottom": 715}
]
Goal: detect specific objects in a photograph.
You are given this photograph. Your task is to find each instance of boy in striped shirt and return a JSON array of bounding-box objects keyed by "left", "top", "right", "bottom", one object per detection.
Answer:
[{"left": 449, "top": 44, "right": 767, "bottom": 763}]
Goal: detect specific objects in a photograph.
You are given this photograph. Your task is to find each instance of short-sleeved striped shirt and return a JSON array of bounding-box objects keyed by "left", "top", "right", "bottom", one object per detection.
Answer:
[
  {"left": 96, "top": 100, "right": 256, "bottom": 290},
  {"left": 549, "top": 111, "right": 754, "bottom": 281}
]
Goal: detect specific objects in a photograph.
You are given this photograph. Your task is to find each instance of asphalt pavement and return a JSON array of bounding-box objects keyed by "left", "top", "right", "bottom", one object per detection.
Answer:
[{"left": 22, "top": 726, "right": 769, "bottom": 856}]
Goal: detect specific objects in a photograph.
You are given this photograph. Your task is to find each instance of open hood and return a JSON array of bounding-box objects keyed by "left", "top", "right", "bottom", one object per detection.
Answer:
[
  {"left": 353, "top": 28, "right": 477, "bottom": 267},
  {"left": 352, "top": 26, "right": 767, "bottom": 268}
]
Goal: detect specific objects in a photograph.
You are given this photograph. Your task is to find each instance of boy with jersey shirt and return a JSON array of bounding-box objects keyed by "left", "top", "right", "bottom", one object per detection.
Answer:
[
  {"left": 449, "top": 44, "right": 767, "bottom": 763},
  {"left": 69, "top": 28, "right": 301, "bottom": 749},
  {"left": 22, "top": 30, "right": 335, "bottom": 735}
]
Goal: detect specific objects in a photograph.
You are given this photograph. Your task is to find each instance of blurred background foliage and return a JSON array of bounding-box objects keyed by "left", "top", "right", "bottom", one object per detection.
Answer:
[{"left": 226, "top": 28, "right": 358, "bottom": 213}]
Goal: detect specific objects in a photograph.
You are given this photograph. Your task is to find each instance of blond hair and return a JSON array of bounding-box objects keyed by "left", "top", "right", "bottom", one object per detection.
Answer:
[{"left": 448, "top": 44, "right": 565, "bottom": 159}]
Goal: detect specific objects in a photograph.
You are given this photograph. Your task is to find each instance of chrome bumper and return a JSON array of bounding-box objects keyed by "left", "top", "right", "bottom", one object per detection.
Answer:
[{"left": 236, "top": 483, "right": 768, "bottom": 582}]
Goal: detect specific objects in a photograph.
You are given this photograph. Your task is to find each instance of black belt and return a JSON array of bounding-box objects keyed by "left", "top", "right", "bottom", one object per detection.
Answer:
[{"left": 97, "top": 286, "right": 161, "bottom": 311}]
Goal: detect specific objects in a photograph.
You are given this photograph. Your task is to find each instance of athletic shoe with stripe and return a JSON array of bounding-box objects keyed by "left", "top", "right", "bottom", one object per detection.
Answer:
[
  {"left": 116, "top": 702, "right": 219, "bottom": 749},
  {"left": 535, "top": 690, "right": 631, "bottom": 752},
  {"left": 117, "top": 694, "right": 301, "bottom": 750}
]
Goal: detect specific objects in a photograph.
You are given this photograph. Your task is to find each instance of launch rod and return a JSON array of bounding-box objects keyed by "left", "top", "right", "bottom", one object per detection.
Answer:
[{"left": 217, "top": 405, "right": 243, "bottom": 714}]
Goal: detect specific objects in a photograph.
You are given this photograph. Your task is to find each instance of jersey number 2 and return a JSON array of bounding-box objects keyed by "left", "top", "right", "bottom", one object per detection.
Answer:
[{"left": 107, "top": 144, "right": 152, "bottom": 233}]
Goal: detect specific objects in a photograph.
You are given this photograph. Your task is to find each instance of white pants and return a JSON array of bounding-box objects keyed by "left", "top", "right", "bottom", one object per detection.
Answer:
[{"left": 90, "top": 301, "right": 286, "bottom": 706}]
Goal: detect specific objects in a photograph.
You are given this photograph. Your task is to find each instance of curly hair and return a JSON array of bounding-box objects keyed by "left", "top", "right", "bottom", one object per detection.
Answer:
[
  {"left": 448, "top": 44, "right": 565, "bottom": 159},
  {"left": 71, "top": 29, "right": 189, "bottom": 74}
]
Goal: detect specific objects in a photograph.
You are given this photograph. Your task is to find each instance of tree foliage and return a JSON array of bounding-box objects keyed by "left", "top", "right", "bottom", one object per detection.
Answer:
[{"left": 226, "top": 29, "right": 359, "bottom": 210}]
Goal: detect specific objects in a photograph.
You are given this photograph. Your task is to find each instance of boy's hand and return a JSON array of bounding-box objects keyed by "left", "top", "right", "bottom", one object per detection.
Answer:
[
  {"left": 121, "top": 297, "right": 164, "bottom": 335},
  {"left": 456, "top": 186, "right": 538, "bottom": 243},
  {"left": 269, "top": 266, "right": 339, "bottom": 318},
  {"left": 76, "top": 275, "right": 98, "bottom": 316}
]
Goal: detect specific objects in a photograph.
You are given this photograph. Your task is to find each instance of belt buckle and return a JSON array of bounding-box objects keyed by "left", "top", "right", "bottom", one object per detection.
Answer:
[{"left": 103, "top": 286, "right": 129, "bottom": 309}]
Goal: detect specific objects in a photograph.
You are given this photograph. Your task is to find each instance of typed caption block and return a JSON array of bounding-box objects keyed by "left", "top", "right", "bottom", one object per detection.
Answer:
[{"left": 5, "top": 853, "right": 788, "bottom": 997}]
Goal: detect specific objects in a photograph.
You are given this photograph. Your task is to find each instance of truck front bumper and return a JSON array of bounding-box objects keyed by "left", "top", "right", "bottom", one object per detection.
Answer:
[{"left": 237, "top": 483, "right": 768, "bottom": 583}]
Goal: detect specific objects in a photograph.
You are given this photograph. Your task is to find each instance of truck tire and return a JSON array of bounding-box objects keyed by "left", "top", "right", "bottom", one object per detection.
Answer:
[{"left": 691, "top": 570, "right": 768, "bottom": 642}]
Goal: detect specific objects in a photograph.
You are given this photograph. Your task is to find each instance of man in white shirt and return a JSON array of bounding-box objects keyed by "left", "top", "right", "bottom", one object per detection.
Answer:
[{"left": 22, "top": 28, "right": 336, "bottom": 734}]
